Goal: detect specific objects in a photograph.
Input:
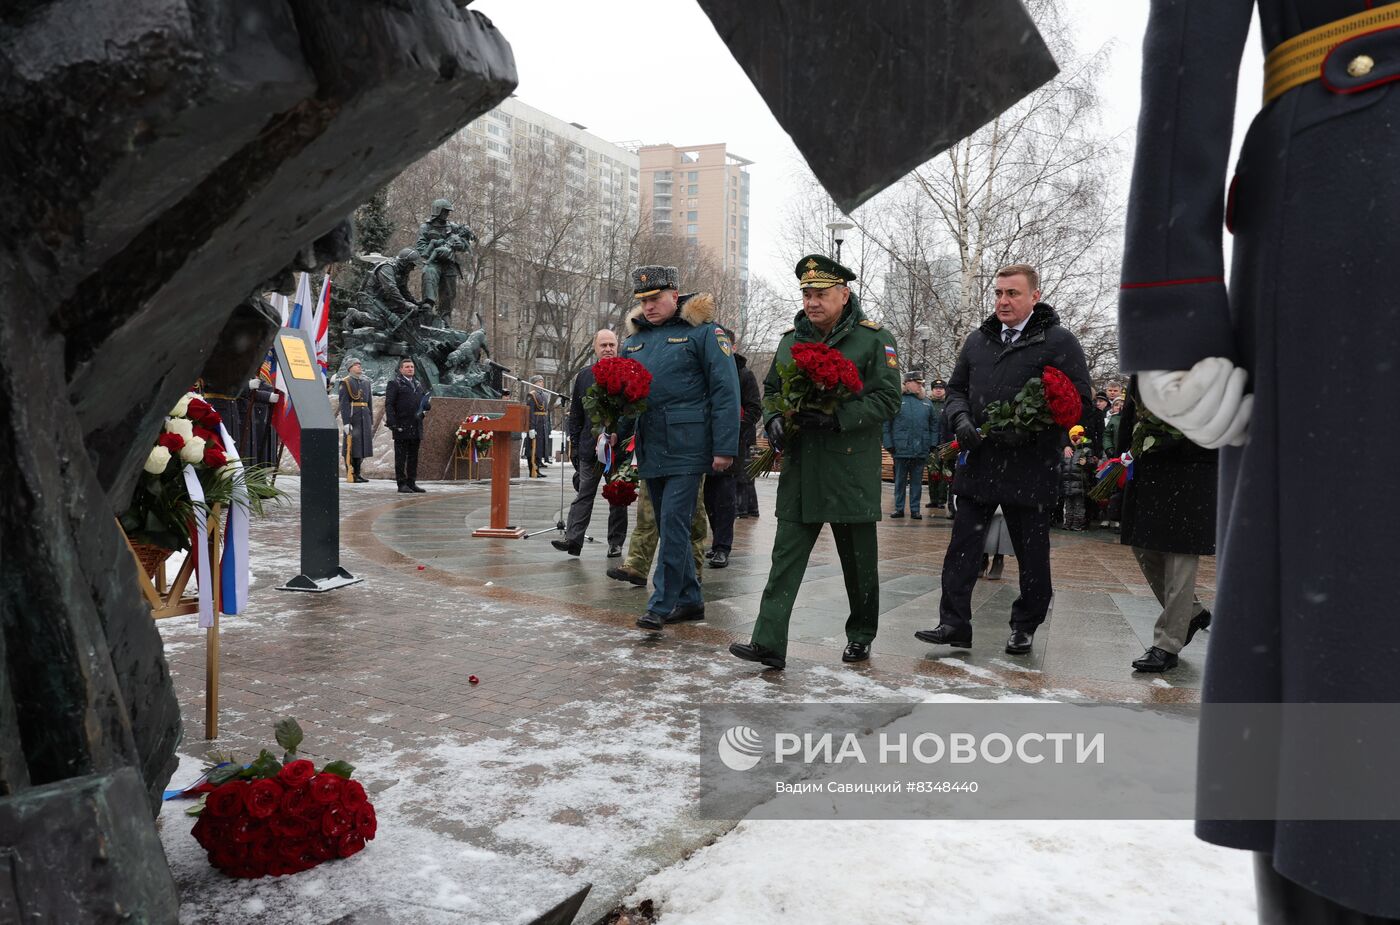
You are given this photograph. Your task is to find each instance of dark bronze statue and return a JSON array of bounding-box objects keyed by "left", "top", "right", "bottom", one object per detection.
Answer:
[{"left": 415, "top": 198, "right": 476, "bottom": 327}]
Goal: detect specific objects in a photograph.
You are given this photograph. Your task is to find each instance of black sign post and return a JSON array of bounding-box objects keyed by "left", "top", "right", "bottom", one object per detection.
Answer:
[{"left": 272, "top": 328, "right": 362, "bottom": 593}]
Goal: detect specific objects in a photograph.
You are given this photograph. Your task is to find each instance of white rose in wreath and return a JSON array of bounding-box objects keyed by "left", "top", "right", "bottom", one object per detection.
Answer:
[
  {"left": 144, "top": 445, "right": 172, "bottom": 474},
  {"left": 179, "top": 436, "right": 206, "bottom": 465},
  {"left": 171, "top": 393, "right": 195, "bottom": 418},
  {"left": 165, "top": 417, "right": 194, "bottom": 441}
]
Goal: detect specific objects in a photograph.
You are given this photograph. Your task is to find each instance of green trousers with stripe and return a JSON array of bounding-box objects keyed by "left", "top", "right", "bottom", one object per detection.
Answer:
[{"left": 750, "top": 520, "right": 880, "bottom": 658}]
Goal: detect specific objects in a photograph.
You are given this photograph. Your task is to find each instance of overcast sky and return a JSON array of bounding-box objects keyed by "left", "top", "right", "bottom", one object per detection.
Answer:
[{"left": 471, "top": 1, "right": 1263, "bottom": 297}]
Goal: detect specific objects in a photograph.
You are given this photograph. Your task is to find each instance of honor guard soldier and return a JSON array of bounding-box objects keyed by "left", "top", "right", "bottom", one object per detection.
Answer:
[
  {"left": 622, "top": 266, "right": 740, "bottom": 631},
  {"left": 338, "top": 357, "right": 374, "bottom": 483},
  {"left": 730, "top": 255, "right": 901, "bottom": 670}
]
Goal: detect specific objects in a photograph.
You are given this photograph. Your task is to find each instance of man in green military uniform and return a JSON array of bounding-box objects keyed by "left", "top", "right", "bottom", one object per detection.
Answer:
[
  {"left": 730, "top": 255, "right": 901, "bottom": 669},
  {"left": 621, "top": 266, "right": 740, "bottom": 631}
]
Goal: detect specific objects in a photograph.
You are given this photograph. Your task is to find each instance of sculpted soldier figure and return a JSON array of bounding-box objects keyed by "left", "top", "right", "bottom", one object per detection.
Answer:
[{"left": 415, "top": 198, "right": 476, "bottom": 327}]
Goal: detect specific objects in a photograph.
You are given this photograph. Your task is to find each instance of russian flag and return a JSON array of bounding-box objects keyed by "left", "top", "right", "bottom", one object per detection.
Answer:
[{"left": 313, "top": 274, "right": 331, "bottom": 376}]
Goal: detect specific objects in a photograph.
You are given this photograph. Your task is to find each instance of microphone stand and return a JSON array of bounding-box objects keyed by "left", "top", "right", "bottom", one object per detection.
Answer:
[{"left": 501, "top": 373, "right": 592, "bottom": 542}]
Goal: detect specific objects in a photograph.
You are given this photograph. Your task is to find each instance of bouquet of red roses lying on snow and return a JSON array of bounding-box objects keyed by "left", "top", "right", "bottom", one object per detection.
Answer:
[{"left": 184, "top": 718, "right": 376, "bottom": 878}]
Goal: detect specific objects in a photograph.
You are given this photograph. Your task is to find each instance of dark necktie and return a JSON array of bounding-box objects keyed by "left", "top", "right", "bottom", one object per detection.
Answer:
[{"left": 1003, "top": 329, "right": 1017, "bottom": 345}]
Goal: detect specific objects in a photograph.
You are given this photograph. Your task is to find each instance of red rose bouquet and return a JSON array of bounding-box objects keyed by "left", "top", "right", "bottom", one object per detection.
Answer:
[
  {"left": 1088, "top": 454, "right": 1133, "bottom": 502},
  {"left": 184, "top": 718, "right": 376, "bottom": 878},
  {"left": 747, "top": 342, "right": 863, "bottom": 478},
  {"left": 981, "top": 365, "right": 1082, "bottom": 441},
  {"left": 601, "top": 460, "right": 640, "bottom": 507},
  {"left": 583, "top": 357, "right": 652, "bottom": 438}
]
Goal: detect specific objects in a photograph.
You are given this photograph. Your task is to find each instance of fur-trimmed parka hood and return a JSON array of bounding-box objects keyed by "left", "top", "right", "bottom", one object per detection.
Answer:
[{"left": 624, "top": 291, "right": 716, "bottom": 337}]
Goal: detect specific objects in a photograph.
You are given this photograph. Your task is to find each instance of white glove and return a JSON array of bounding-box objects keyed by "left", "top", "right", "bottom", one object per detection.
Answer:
[
  {"left": 248, "top": 378, "right": 261, "bottom": 390},
  {"left": 268, "top": 393, "right": 279, "bottom": 404},
  {"left": 343, "top": 424, "right": 352, "bottom": 435},
  {"left": 1138, "top": 357, "right": 1252, "bottom": 448},
  {"left": 528, "top": 429, "right": 536, "bottom": 439},
  {"left": 595, "top": 433, "right": 609, "bottom": 459}
]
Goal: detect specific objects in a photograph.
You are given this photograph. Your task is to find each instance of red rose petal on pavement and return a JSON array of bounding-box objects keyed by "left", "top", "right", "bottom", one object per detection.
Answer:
[
  {"left": 417, "top": 565, "right": 425, "bottom": 570},
  {"left": 469, "top": 675, "right": 479, "bottom": 684}
]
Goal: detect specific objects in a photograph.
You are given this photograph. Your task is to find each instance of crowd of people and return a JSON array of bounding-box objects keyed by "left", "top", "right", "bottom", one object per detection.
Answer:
[{"left": 527, "top": 258, "right": 1216, "bottom": 676}]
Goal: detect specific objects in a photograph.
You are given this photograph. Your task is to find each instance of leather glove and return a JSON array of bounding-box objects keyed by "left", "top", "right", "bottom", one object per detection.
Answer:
[
  {"left": 765, "top": 416, "right": 785, "bottom": 452},
  {"left": 790, "top": 410, "right": 840, "bottom": 432},
  {"left": 1139, "top": 357, "right": 1252, "bottom": 448},
  {"left": 952, "top": 413, "right": 982, "bottom": 452}
]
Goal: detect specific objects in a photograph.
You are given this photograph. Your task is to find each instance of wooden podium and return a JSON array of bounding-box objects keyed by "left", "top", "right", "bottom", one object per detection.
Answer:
[{"left": 470, "top": 404, "right": 529, "bottom": 539}]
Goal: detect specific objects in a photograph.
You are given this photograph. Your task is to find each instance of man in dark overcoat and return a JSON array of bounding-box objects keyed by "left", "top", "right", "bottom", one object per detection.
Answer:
[
  {"left": 247, "top": 376, "right": 281, "bottom": 466},
  {"left": 733, "top": 338, "right": 763, "bottom": 519},
  {"left": 337, "top": 358, "right": 374, "bottom": 483},
  {"left": 384, "top": 356, "right": 431, "bottom": 493},
  {"left": 1114, "top": 384, "right": 1216, "bottom": 672},
  {"left": 1119, "top": 2, "right": 1400, "bottom": 916},
  {"left": 555, "top": 329, "right": 628, "bottom": 557},
  {"left": 914, "top": 263, "right": 1092, "bottom": 656},
  {"left": 702, "top": 325, "right": 762, "bottom": 567}
]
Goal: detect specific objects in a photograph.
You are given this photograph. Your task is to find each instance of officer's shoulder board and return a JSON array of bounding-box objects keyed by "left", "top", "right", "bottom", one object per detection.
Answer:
[{"left": 858, "top": 319, "right": 882, "bottom": 330}]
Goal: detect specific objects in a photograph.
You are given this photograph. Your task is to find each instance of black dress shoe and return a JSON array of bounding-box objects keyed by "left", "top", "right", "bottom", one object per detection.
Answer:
[
  {"left": 889, "top": 511, "right": 904, "bottom": 519},
  {"left": 914, "top": 625, "right": 972, "bottom": 648},
  {"left": 607, "top": 544, "right": 623, "bottom": 558},
  {"left": 704, "top": 548, "right": 716, "bottom": 559},
  {"left": 397, "top": 486, "right": 414, "bottom": 494},
  {"left": 910, "top": 513, "right": 923, "bottom": 520},
  {"left": 1132, "top": 646, "right": 1178, "bottom": 672},
  {"left": 607, "top": 566, "right": 647, "bottom": 586},
  {"left": 708, "top": 550, "right": 729, "bottom": 568},
  {"left": 551, "top": 539, "right": 582, "bottom": 556},
  {"left": 664, "top": 602, "right": 705, "bottom": 623},
  {"left": 986, "top": 555, "right": 1005, "bottom": 581},
  {"left": 636, "top": 612, "right": 664, "bottom": 631},
  {"left": 729, "top": 641, "right": 786, "bottom": 670},
  {"left": 1005, "top": 629, "right": 1035, "bottom": 654},
  {"left": 1185, "top": 610, "right": 1212, "bottom": 646},
  {"left": 409, "top": 483, "right": 427, "bottom": 493},
  {"left": 842, "top": 642, "right": 871, "bottom": 663}
]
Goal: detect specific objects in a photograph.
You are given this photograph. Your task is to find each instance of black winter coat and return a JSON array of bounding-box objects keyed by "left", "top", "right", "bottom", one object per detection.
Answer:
[
  {"left": 384, "top": 374, "right": 430, "bottom": 441},
  {"left": 736, "top": 354, "right": 761, "bottom": 449},
  {"left": 1116, "top": 390, "right": 1217, "bottom": 555},
  {"left": 945, "top": 304, "right": 1093, "bottom": 508},
  {"left": 566, "top": 367, "right": 600, "bottom": 462}
]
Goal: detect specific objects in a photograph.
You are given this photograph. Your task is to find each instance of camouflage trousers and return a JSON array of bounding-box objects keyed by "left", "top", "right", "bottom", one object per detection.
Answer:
[{"left": 625, "top": 476, "right": 708, "bottom": 577}]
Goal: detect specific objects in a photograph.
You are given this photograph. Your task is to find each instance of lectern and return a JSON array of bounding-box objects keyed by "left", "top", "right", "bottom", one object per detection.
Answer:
[{"left": 470, "top": 404, "right": 529, "bottom": 539}]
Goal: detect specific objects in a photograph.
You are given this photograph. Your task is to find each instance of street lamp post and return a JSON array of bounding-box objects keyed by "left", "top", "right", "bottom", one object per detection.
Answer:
[{"left": 825, "top": 220, "right": 854, "bottom": 264}]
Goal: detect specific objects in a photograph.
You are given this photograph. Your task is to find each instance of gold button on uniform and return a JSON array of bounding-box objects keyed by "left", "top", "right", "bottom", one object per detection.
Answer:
[{"left": 1347, "top": 54, "right": 1376, "bottom": 78}]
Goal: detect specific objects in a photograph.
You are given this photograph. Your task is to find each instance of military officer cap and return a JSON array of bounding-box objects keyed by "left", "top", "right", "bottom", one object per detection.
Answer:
[
  {"left": 632, "top": 266, "right": 679, "bottom": 299},
  {"left": 346, "top": 357, "right": 363, "bottom": 368},
  {"left": 904, "top": 369, "right": 924, "bottom": 382},
  {"left": 929, "top": 378, "right": 947, "bottom": 389},
  {"left": 796, "top": 253, "right": 857, "bottom": 290}
]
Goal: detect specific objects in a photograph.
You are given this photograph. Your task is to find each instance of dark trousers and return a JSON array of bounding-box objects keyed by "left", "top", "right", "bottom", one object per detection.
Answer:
[
  {"left": 751, "top": 520, "right": 879, "bottom": 658},
  {"left": 892, "top": 457, "right": 924, "bottom": 514},
  {"left": 645, "top": 473, "right": 704, "bottom": 618},
  {"left": 704, "top": 470, "right": 738, "bottom": 552},
  {"left": 938, "top": 497, "right": 1053, "bottom": 633},
  {"left": 736, "top": 439, "right": 759, "bottom": 514},
  {"left": 565, "top": 455, "right": 627, "bottom": 547},
  {"left": 393, "top": 437, "right": 420, "bottom": 486}
]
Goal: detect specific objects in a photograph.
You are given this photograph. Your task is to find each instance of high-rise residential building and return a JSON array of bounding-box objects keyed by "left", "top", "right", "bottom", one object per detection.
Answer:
[
  {"left": 456, "top": 97, "right": 640, "bottom": 385},
  {"left": 638, "top": 143, "right": 752, "bottom": 284}
]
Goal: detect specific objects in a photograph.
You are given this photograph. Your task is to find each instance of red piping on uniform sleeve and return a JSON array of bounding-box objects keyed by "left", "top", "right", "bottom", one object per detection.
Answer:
[{"left": 1119, "top": 276, "right": 1224, "bottom": 290}]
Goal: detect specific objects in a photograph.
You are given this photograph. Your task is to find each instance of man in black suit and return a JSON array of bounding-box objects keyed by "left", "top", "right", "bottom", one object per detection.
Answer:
[{"left": 384, "top": 357, "right": 431, "bottom": 493}]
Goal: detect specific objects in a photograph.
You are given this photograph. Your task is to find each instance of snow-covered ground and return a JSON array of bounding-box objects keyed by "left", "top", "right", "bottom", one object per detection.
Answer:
[{"left": 627, "top": 818, "right": 1256, "bottom": 925}]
